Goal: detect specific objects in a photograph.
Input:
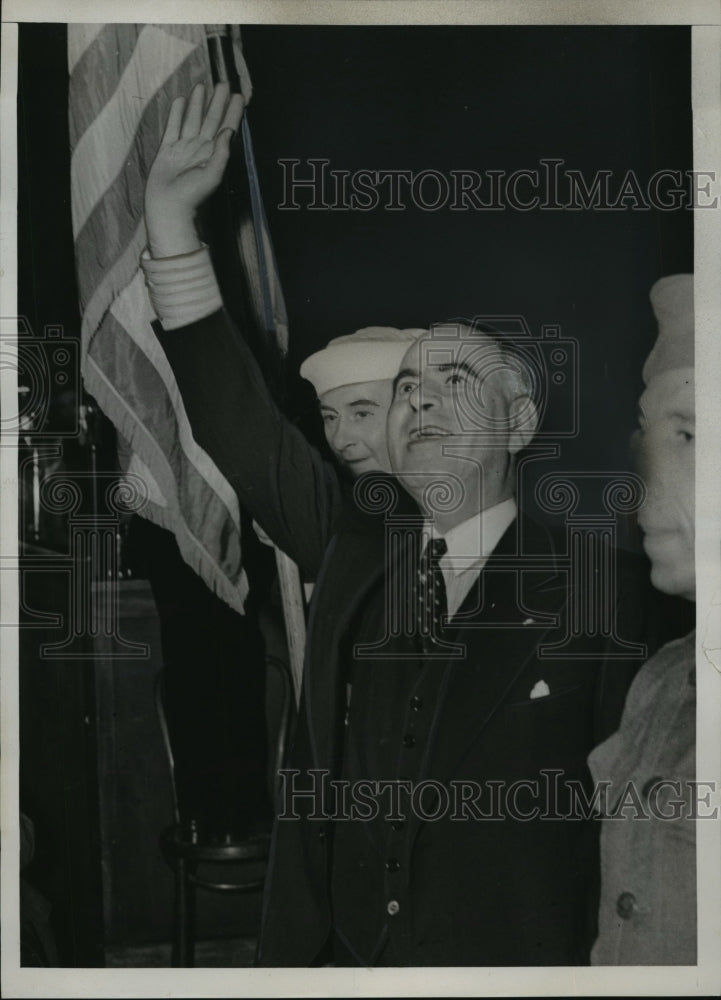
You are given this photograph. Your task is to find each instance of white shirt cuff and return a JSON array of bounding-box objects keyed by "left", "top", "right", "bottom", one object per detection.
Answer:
[{"left": 140, "top": 244, "right": 223, "bottom": 330}]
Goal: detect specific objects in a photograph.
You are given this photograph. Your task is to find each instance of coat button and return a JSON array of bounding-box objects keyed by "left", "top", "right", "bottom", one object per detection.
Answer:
[
  {"left": 409, "top": 695, "right": 423, "bottom": 711},
  {"left": 386, "top": 899, "right": 400, "bottom": 916},
  {"left": 390, "top": 819, "right": 405, "bottom": 831},
  {"left": 385, "top": 857, "right": 400, "bottom": 873},
  {"left": 642, "top": 776, "right": 663, "bottom": 799},
  {"left": 318, "top": 828, "right": 326, "bottom": 840},
  {"left": 402, "top": 734, "right": 416, "bottom": 748},
  {"left": 616, "top": 891, "right": 637, "bottom": 919}
]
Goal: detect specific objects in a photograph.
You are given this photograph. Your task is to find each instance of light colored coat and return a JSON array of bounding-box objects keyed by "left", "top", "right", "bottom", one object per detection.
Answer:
[{"left": 589, "top": 629, "right": 696, "bottom": 965}]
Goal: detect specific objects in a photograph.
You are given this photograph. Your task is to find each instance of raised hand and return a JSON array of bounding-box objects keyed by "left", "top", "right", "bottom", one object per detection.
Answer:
[{"left": 145, "top": 82, "right": 245, "bottom": 258}]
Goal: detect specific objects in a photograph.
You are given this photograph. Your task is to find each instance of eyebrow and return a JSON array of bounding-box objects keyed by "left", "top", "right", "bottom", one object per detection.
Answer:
[
  {"left": 436, "top": 361, "right": 479, "bottom": 379},
  {"left": 319, "top": 399, "right": 381, "bottom": 412},
  {"left": 393, "top": 361, "right": 478, "bottom": 391},
  {"left": 393, "top": 368, "right": 419, "bottom": 392}
]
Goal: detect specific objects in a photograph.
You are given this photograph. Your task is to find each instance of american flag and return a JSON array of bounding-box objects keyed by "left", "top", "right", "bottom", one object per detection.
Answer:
[{"left": 68, "top": 24, "right": 287, "bottom": 613}]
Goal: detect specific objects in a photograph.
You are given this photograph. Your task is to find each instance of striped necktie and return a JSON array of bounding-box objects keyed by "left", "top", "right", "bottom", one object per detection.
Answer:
[{"left": 417, "top": 536, "right": 448, "bottom": 651}]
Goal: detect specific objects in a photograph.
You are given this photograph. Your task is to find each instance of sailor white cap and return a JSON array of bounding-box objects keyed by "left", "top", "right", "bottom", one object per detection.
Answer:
[{"left": 300, "top": 326, "right": 427, "bottom": 397}]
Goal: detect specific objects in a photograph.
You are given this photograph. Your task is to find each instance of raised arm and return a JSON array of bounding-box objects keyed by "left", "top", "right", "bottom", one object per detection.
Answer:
[{"left": 143, "top": 83, "right": 342, "bottom": 579}]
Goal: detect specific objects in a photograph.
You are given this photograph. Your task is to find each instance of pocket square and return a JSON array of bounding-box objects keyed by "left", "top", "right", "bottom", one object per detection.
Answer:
[{"left": 529, "top": 679, "right": 550, "bottom": 700}]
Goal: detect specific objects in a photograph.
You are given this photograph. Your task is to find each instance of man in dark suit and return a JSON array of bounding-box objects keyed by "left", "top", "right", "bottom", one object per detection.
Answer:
[{"left": 142, "top": 82, "right": 646, "bottom": 966}]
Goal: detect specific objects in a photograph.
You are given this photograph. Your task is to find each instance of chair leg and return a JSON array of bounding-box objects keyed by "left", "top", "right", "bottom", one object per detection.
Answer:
[{"left": 172, "top": 857, "right": 196, "bottom": 967}]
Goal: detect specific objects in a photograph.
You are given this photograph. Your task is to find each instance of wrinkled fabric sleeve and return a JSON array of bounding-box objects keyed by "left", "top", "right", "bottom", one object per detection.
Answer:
[{"left": 156, "top": 308, "right": 341, "bottom": 582}]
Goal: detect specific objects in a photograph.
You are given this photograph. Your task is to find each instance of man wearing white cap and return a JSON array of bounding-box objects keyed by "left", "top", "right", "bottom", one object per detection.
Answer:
[
  {"left": 589, "top": 273, "right": 696, "bottom": 965},
  {"left": 300, "top": 327, "right": 426, "bottom": 478},
  {"left": 247, "top": 328, "right": 421, "bottom": 568}
]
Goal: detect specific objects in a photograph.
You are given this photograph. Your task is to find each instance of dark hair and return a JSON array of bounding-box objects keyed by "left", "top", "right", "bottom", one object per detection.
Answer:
[{"left": 430, "top": 316, "right": 539, "bottom": 403}]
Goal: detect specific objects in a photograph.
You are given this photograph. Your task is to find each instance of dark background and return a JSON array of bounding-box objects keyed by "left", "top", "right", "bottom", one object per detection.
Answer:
[
  {"left": 16, "top": 23, "right": 693, "bottom": 965},
  {"left": 20, "top": 24, "right": 693, "bottom": 477}
]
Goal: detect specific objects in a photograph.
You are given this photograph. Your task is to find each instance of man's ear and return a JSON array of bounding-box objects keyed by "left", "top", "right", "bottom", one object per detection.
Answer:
[{"left": 508, "top": 394, "right": 539, "bottom": 454}]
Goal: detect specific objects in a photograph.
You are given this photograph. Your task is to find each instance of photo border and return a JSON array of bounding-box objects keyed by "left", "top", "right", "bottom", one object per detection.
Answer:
[{"left": 2, "top": 2, "right": 719, "bottom": 997}]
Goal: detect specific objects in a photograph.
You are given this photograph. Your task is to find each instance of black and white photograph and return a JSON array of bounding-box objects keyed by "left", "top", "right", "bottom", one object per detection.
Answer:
[{"left": 2, "top": 2, "right": 720, "bottom": 996}]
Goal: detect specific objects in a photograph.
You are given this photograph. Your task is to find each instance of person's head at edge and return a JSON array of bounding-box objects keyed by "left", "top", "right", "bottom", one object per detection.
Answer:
[
  {"left": 388, "top": 321, "right": 539, "bottom": 534},
  {"left": 300, "top": 327, "right": 426, "bottom": 477},
  {"left": 634, "top": 274, "right": 695, "bottom": 602}
]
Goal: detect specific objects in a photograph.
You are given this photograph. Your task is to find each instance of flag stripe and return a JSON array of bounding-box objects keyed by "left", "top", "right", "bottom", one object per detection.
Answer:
[
  {"left": 68, "top": 24, "right": 143, "bottom": 139},
  {"left": 70, "top": 25, "right": 200, "bottom": 235},
  {"left": 69, "top": 24, "right": 209, "bottom": 140},
  {"left": 107, "top": 269, "right": 242, "bottom": 527},
  {"left": 73, "top": 47, "right": 207, "bottom": 323},
  {"left": 77, "top": 217, "right": 148, "bottom": 349},
  {"left": 83, "top": 323, "right": 248, "bottom": 608},
  {"left": 130, "top": 491, "right": 249, "bottom": 612},
  {"left": 120, "top": 445, "right": 249, "bottom": 610},
  {"left": 84, "top": 342, "right": 242, "bottom": 584},
  {"left": 125, "top": 451, "right": 166, "bottom": 507},
  {"left": 67, "top": 22, "right": 106, "bottom": 75},
  {"left": 68, "top": 23, "right": 285, "bottom": 614}
]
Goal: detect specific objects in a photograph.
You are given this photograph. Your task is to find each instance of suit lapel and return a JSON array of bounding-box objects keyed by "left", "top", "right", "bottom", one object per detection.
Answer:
[
  {"left": 305, "top": 500, "right": 568, "bottom": 799},
  {"left": 416, "top": 516, "right": 567, "bottom": 787}
]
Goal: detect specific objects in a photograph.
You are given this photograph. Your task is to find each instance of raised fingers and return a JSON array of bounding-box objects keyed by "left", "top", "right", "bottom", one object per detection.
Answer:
[
  {"left": 180, "top": 83, "right": 206, "bottom": 139},
  {"left": 162, "top": 95, "right": 186, "bottom": 144},
  {"left": 199, "top": 82, "right": 231, "bottom": 140},
  {"left": 219, "top": 92, "right": 245, "bottom": 135}
]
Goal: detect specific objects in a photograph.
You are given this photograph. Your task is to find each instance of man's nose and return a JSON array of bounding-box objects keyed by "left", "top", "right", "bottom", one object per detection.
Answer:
[
  {"left": 330, "top": 418, "right": 356, "bottom": 451},
  {"left": 633, "top": 432, "right": 662, "bottom": 485},
  {"left": 408, "top": 384, "right": 438, "bottom": 413},
  {"left": 634, "top": 435, "right": 680, "bottom": 510}
]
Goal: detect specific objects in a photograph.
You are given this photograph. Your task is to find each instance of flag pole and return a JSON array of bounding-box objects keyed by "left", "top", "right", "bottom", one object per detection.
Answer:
[{"left": 205, "top": 25, "right": 307, "bottom": 705}]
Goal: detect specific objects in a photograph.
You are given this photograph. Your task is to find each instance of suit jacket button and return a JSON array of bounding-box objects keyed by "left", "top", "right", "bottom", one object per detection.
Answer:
[
  {"left": 385, "top": 857, "right": 401, "bottom": 873},
  {"left": 402, "top": 734, "right": 416, "bottom": 748},
  {"left": 616, "top": 891, "right": 637, "bottom": 919},
  {"left": 387, "top": 899, "right": 400, "bottom": 916},
  {"left": 390, "top": 819, "right": 405, "bottom": 831},
  {"left": 409, "top": 695, "right": 423, "bottom": 711}
]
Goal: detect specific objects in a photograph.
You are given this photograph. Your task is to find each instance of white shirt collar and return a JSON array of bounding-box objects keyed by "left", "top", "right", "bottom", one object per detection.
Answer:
[{"left": 429, "top": 497, "right": 517, "bottom": 577}]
